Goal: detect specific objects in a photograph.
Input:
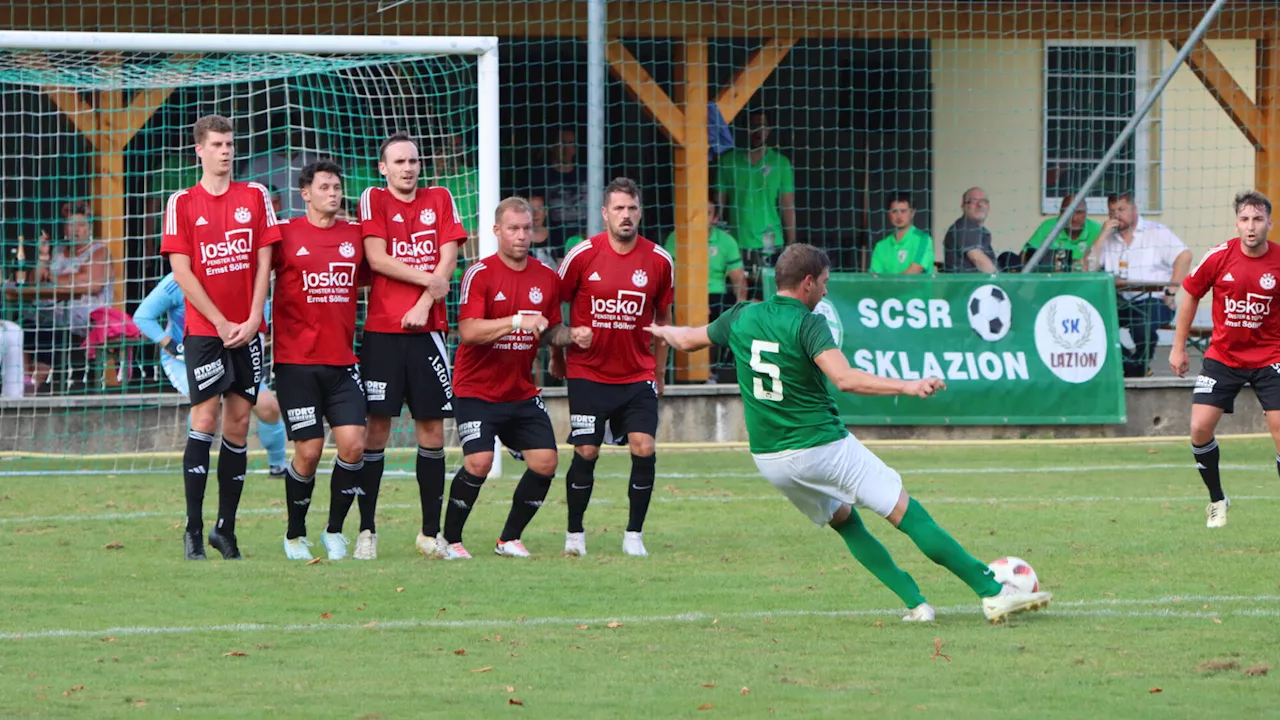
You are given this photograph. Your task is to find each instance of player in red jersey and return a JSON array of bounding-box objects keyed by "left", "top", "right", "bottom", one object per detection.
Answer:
[
  {"left": 1172, "top": 190, "right": 1280, "bottom": 528},
  {"left": 161, "top": 114, "right": 281, "bottom": 561},
  {"left": 441, "top": 197, "right": 593, "bottom": 559},
  {"left": 358, "top": 132, "right": 467, "bottom": 558},
  {"left": 271, "top": 160, "right": 373, "bottom": 561},
  {"left": 552, "top": 178, "right": 673, "bottom": 557}
]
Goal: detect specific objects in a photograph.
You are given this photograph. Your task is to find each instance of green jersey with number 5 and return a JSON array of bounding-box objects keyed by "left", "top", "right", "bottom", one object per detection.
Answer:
[{"left": 707, "top": 295, "right": 849, "bottom": 454}]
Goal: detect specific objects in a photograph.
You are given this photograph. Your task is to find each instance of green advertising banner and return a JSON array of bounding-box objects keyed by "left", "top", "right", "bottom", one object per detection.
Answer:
[{"left": 764, "top": 272, "right": 1127, "bottom": 425}]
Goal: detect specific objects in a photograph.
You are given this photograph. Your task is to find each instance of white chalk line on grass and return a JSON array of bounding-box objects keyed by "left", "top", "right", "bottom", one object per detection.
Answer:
[
  {"left": 0, "top": 462, "right": 1273, "bottom": 479},
  {"left": 4, "top": 495, "right": 1280, "bottom": 526},
  {"left": 3, "top": 594, "right": 1278, "bottom": 642}
]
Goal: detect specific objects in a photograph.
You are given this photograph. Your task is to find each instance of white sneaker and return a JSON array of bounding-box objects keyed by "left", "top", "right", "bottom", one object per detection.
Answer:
[
  {"left": 903, "top": 603, "right": 936, "bottom": 622},
  {"left": 564, "top": 531, "right": 588, "bottom": 557},
  {"left": 1206, "top": 498, "right": 1229, "bottom": 528},
  {"left": 443, "top": 541, "right": 472, "bottom": 560},
  {"left": 982, "top": 584, "right": 1053, "bottom": 624},
  {"left": 494, "top": 538, "right": 532, "bottom": 558},
  {"left": 283, "top": 536, "right": 313, "bottom": 561},
  {"left": 321, "top": 531, "right": 349, "bottom": 561},
  {"left": 416, "top": 532, "right": 444, "bottom": 559},
  {"left": 353, "top": 530, "right": 377, "bottom": 560},
  {"left": 622, "top": 530, "right": 648, "bottom": 557}
]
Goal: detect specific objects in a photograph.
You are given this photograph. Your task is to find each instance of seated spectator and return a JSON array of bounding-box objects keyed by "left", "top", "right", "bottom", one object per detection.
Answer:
[
  {"left": 565, "top": 232, "right": 587, "bottom": 255},
  {"left": 527, "top": 194, "right": 559, "bottom": 270},
  {"left": 870, "top": 193, "right": 933, "bottom": 274},
  {"left": 535, "top": 128, "right": 590, "bottom": 256},
  {"left": 943, "top": 187, "right": 998, "bottom": 273},
  {"left": 6, "top": 201, "right": 112, "bottom": 392},
  {"left": 1, "top": 319, "right": 21, "bottom": 398},
  {"left": 1023, "top": 193, "right": 1103, "bottom": 272},
  {"left": 1093, "top": 191, "right": 1191, "bottom": 377},
  {"left": 664, "top": 203, "right": 748, "bottom": 380}
]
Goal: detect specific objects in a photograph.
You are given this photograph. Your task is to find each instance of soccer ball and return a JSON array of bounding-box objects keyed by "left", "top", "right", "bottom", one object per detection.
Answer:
[
  {"left": 988, "top": 556, "right": 1039, "bottom": 593},
  {"left": 966, "top": 284, "right": 1012, "bottom": 342}
]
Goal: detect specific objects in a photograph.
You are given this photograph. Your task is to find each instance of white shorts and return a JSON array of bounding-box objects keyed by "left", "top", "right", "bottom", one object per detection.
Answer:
[{"left": 752, "top": 434, "right": 904, "bottom": 525}]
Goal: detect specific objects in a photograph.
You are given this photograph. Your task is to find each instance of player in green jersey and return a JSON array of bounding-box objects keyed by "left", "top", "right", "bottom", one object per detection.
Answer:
[{"left": 646, "top": 244, "right": 1052, "bottom": 624}]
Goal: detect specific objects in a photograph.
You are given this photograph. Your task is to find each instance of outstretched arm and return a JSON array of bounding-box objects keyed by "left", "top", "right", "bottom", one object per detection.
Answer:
[
  {"left": 645, "top": 324, "right": 712, "bottom": 353},
  {"left": 813, "top": 348, "right": 944, "bottom": 398}
]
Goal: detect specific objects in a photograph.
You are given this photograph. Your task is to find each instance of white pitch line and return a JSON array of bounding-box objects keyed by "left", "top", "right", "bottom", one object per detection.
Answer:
[
  {"left": 5, "top": 495, "right": 1280, "bottom": 526},
  {"left": 3, "top": 594, "right": 1277, "bottom": 642}
]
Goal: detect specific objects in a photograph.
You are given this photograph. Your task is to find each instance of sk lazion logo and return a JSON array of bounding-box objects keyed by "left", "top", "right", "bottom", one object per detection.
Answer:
[
  {"left": 632, "top": 269, "right": 649, "bottom": 288},
  {"left": 529, "top": 286, "right": 544, "bottom": 304},
  {"left": 1262, "top": 273, "right": 1277, "bottom": 291},
  {"left": 234, "top": 207, "right": 252, "bottom": 224},
  {"left": 339, "top": 242, "right": 356, "bottom": 259},
  {"left": 1034, "top": 294, "right": 1108, "bottom": 384},
  {"left": 420, "top": 208, "right": 436, "bottom": 226}
]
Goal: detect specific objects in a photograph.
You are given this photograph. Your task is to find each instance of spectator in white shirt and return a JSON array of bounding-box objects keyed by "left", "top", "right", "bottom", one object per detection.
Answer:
[{"left": 1091, "top": 192, "right": 1192, "bottom": 377}]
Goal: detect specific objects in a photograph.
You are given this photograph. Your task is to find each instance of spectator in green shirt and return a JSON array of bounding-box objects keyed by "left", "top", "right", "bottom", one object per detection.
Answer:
[
  {"left": 663, "top": 203, "right": 748, "bottom": 308},
  {"left": 1022, "top": 193, "right": 1104, "bottom": 272},
  {"left": 716, "top": 110, "right": 796, "bottom": 298},
  {"left": 869, "top": 193, "right": 934, "bottom": 274}
]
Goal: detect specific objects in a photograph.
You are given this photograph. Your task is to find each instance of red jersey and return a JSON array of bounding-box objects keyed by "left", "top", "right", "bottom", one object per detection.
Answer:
[
  {"left": 558, "top": 233, "right": 674, "bottom": 384},
  {"left": 358, "top": 186, "right": 466, "bottom": 334},
  {"left": 272, "top": 216, "right": 365, "bottom": 366},
  {"left": 454, "top": 256, "right": 562, "bottom": 402},
  {"left": 1183, "top": 238, "right": 1280, "bottom": 368},
  {"left": 160, "top": 181, "right": 281, "bottom": 337}
]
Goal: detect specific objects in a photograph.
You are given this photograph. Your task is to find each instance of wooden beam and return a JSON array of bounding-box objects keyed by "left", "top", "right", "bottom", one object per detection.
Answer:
[
  {"left": 94, "top": 90, "right": 129, "bottom": 308},
  {"left": 7, "top": 2, "right": 1277, "bottom": 40},
  {"left": 100, "top": 86, "right": 181, "bottom": 146},
  {"left": 1258, "top": 36, "right": 1280, "bottom": 210},
  {"left": 605, "top": 40, "right": 686, "bottom": 147},
  {"left": 716, "top": 37, "right": 795, "bottom": 125},
  {"left": 43, "top": 88, "right": 100, "bottom": 148},
  {"left": 672, "top": 38, "right": 710, "bottom": 382},
  {"left": 1178, "top": 39, "right": 1266, "bottom": 150}
]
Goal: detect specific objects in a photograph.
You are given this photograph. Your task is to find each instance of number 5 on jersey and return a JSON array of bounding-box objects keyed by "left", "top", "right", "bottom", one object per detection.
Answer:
[{"left": 750, "top": 339, "right": 783, "bottom": 401}]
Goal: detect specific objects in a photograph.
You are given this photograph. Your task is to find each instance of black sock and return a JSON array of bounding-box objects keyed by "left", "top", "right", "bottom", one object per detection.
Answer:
[
  {"left": 627, "top": 453, "right": 657, "bottom": 533},
  {"left": 215, "top": 438, "right": 248, "bottom": 536},
  {"left": 358, "top": 449, "right": 385, "bottom": 533},
  {"left": 1275, "top": 454, "right": 1280, "bottom": 481},
  {"left": 417, "top": 446, "right": 446, "bottom": 536},
  {"left": 327, "top": 456, "right": 364, "bottom": 534},
  {"left": 501, "top": 469, "right": 554, "bottom": 542},
  {"left": 1193, "top": 438, "right": 1224, "bottom": 502},
  {"left": 183, "top": 430, "right": 214, "bottom": 534},
  {"left": 566, "top": 453, "right": 597, "bottom": 534},
  {"left": 284, "top": 463, "right": 315, "bottom": 539},
  {"left": 443, "top": 468, "right": 487, "bottom": 544}
]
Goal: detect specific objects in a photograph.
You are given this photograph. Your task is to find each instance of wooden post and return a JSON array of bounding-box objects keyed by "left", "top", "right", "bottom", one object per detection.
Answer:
[
  {"left": 1259, "top": 36, "right": 1280, "bottom": 205},
  {"left": 672, "top": 39, "right": 710, "bottom": 382}
]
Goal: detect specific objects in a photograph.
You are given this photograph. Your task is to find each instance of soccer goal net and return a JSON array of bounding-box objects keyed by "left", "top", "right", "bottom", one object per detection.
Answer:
[{"left": 0, "top": 32, "right": 499, "bottom": 474}]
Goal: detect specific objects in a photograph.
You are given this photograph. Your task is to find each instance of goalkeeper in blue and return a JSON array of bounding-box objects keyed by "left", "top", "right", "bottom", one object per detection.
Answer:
[
  {"left": 646, "top": 244, "right": 1051, "bottom": 624},
  {"left": 135, "top": 273, "right": 288, "bottom": 475}
]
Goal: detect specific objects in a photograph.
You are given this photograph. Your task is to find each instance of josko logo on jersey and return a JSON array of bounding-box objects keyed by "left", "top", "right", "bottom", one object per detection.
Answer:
[
  {"left": 529, "top": 287, "right": 544, "bottom": 304},
  {"left": 1262, "top": 273, "right": 1277, "bottom": 291},
  {"left": 420, "top": 208, "right": 436, "bottom": 226},
  {"left": 592, "top": 290, "right": 647, "bottom": 317},
  {"left": 303, "top": 262, "right": 358, "bottom": 291},
  {"left": 339, "top": 242, "right": 356, "bottom": 259},
  {"left": 1225, "top": 293, "right": 1274, "bottom": 316},
  {"left": 234, "top": 206, "right": 252, "bottom": 224},
  {"left": 200, "top": 229, "right": 253, "bottom": 264},
  {"left": 632, "top": 269, "right": 649, "bottom": 288},
  {"left": 392, "top": 232, "right": 436, "bottom": 259}
]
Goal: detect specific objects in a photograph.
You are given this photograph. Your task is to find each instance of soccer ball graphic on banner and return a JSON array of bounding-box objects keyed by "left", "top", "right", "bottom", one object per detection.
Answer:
[
  {"left": 967, "top": 284, "right": 1012, "bottom": 342},
  {"left": 988, "top": 556, "right": 1040, "bottom": 593}
]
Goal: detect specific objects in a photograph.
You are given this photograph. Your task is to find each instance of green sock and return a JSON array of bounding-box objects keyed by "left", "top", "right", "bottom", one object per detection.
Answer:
[
  {"left": 833, "top": 508, "right": 927, "bottom": 608},
  {"left": 896, "top": 497, "right": 1002, "bottom": 598}
]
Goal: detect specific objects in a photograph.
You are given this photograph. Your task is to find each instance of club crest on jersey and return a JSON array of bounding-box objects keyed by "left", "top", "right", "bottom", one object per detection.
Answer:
[
  {"left": 234, "top": 206, "right": 252, "bottom": 224},
  {"left": 1262, "top": 273, "right": 1277, "bottom": 291},
  {"left": 632, "top": 269, "right": 649, "bottom": 288},
  {"left": 529, "top": 287, "right": 544, "bottom": 304},
  {"left": 420, "top": 208, "right": 436, "bottom": 226},
  {"left": 339, "top": 241, "right": 356, "bottom": 259}
]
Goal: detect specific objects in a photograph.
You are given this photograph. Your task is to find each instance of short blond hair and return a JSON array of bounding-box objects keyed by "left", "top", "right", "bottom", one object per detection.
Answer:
[{"left": 494, "top": 196, "right": 532, "bottom": 224}]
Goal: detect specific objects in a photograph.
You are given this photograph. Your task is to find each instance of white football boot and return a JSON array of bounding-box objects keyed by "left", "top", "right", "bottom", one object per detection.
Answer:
[
  {"left": 1205, "top": 498, "right": 1229, "bottom": 528},
  {"left": 902, "top": 603, "right": 936, "bottom": 622},
  {"left": 321, "top": 531, "right": 349, "bottom": 561},
  {"left": 416, "top": 532, "right": 445, "bottom": 559},
  {"left": 443, "top": 541, "right": 473, "bottom": 560},
  {"left": 622, "top": 531, "right": 648, "bottom": 557},
  {"left": 982, "top": 584, "right": 1053, "bottom": 624},
  {"left": 494, "top": 539, "right": 532, "bottom": 558},
  {"left": 564, "top": 531, "right": 588, "bottom": 557},
  {"left": 353, "top": 530, "right": 377, "bottom": 560},
  {"left": 283, "top": 536, "right": 313, "bottom": 561}
]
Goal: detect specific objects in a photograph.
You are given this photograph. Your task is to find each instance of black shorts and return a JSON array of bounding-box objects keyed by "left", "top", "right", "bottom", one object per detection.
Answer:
[
  {"left": 1192, "top": 357, "right": 1280, "bottom": 413},
  {"left": 184, "top": 334, "right": 263, "bottom": 406},
  {"left": 566, "top": 378, "right": 659, "bottom": 447},
  {"left": 454, "top": 395, "right": 558, "bottom": 457},
  {"left": 275, "top": 363, "right": 368, "bottom": 441},
  {"left": 359, "top": 330, "right": 454, "bottom": 419}
]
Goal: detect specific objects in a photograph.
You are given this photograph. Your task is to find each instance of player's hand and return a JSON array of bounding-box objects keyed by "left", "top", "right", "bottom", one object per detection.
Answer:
[
  {"left": 903, "top": 377, "right": 946, "bottom": 398},
  {"left": 1169, "top": 346, "right": 1189, "bottom": 378},
  {"left": 225, "top": 321, "right": 256, "bottom": 349},
  {"left": 656, "top": 374, "right": 665, "bottom": 397},
  {"left": 643, "top": 325, "right": 672, "bottom": 343},
  {"left": 549, "top": 352, "right": 566, "bottom": 380},
  {"left": 569, "top": 326, "right": 593, "bottom": 349},
  {"left": 1101, "top": 217, "right": 1120, "bottom": 238},
  {"left": 215, "top": 318, "right": 239, "bottom": 346},
  {"left": 424, "top": 273, "right": 450, "bottom": 301},
  {"left": 518, "top": 313, "right": 550, "bottom": 337},
  {"left": 401, "top": 300, "right": 432, "bottom": 331}
]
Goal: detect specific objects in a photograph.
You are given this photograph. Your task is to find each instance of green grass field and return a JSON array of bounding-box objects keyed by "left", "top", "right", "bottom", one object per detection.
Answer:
[{"left": 2, "top": 438, "right": 1278, "bottom": 718}]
